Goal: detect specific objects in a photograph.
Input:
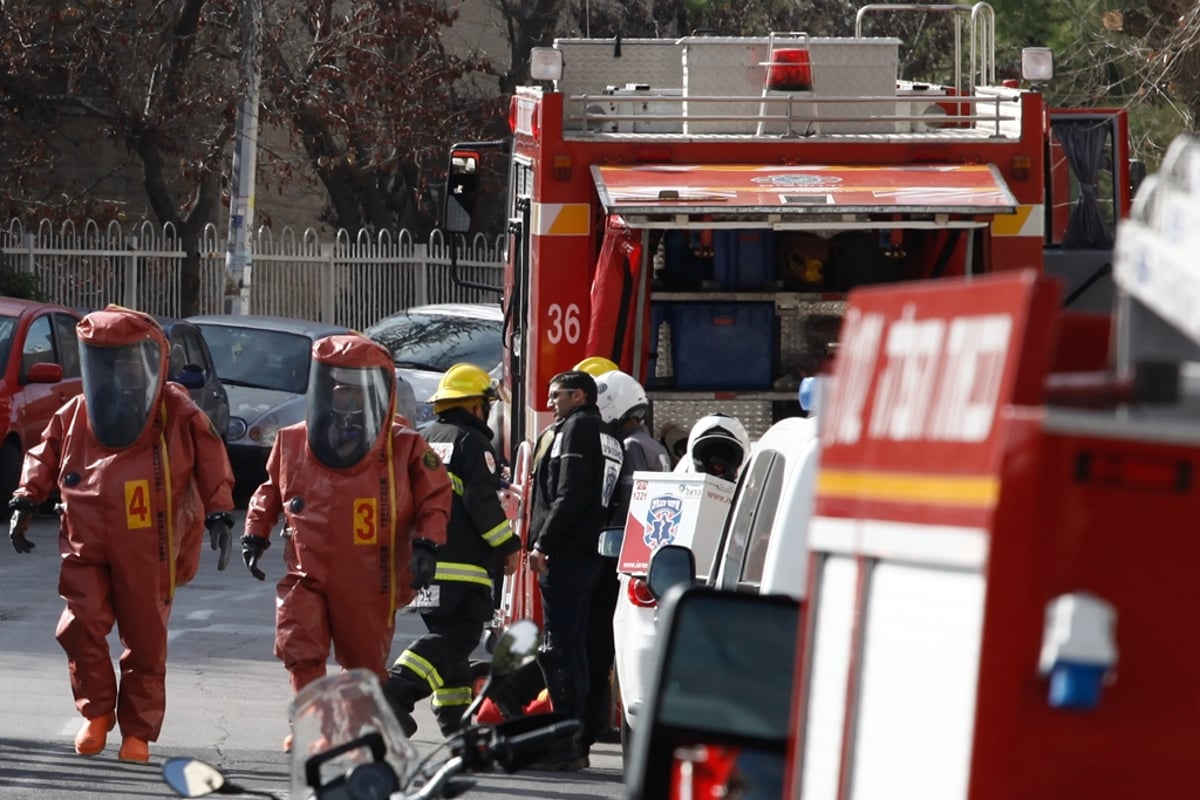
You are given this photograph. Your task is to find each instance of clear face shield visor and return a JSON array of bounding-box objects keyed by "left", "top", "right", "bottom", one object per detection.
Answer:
[
  {"left": 81, "top": 339, "right": 162, "bottom": 448},
  {"left": 307, "top": 363, "right": 393, "bottom": 468}
]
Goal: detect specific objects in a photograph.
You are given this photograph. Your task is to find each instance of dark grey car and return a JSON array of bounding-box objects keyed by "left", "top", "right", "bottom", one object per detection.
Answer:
[{"left": 157, "top": 317, "right": 230, "bottom": 439}]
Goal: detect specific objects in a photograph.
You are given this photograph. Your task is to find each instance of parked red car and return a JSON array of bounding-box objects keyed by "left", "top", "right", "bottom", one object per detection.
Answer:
[{"left": 0, "top": 297, "right": 84, "bottom": 504}]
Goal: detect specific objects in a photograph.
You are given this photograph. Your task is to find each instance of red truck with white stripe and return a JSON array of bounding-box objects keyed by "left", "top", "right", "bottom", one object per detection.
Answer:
[
  {"left": 442, "top": 0, "right": 1140, "bottom": 730},
  {"left": 626, "top": 135, "right": 1200, "bottom": 798}
]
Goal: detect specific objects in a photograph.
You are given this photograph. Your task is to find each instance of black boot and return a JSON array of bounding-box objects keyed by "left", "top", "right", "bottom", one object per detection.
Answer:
[
  {"left": 526, "top": 731, "right": 588, "bottom": 772},
  {"left": 382, "top": 675, "right": 420, "bottom": 738}
]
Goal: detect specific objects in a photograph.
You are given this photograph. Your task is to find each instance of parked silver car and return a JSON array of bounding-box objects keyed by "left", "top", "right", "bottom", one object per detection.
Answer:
[
  {"left": 189, "top": 315, "right": 417, "bottom": 495},
  {"left": 157, "top": 317, "right": 230, "bottom": 439},
  {"left": 364, "top": 303, "right": 503, "bottom": 428}
]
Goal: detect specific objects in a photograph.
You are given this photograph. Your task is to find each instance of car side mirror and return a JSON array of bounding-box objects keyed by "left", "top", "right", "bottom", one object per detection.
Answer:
[
  {"left": 598, "top": 528, "right": 623, "bottom": 558},
  {"left": 173, "top": 363, "right": 206, "bottom": 390},
  {"left": 25, "top": 362, "right": 64, "bottom": 384},
  {"left": 647, "top": 544, "right": 696, "bottom": 599}
]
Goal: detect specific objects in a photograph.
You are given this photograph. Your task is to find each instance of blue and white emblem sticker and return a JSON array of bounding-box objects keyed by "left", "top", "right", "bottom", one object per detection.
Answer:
[{"left": 643, "top": 495, "right": 682, "bottom": 548}]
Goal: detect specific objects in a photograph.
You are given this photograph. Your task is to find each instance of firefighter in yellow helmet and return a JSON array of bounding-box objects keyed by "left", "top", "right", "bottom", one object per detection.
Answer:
[{"left": 386, "top": 363, "right": 521, "bottom": 737}]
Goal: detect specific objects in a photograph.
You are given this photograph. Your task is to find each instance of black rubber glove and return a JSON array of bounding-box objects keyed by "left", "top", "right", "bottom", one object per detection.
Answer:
[
  {"left": 241, "top": 534, "right": 270, "bottom": 581},
  {"left": 8, "top": 503, "right": 33, "bottom": 554},
  {"left": 410, "top": 538, "right": 438, "bottom": 590},
  {"left": 206, "top": 511, "right": 235, "bottom": 571}
]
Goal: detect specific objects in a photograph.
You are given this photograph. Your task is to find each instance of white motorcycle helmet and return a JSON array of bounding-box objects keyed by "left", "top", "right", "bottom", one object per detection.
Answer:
[
  {"left": 595, "top": 370, "right": 649, "bottom": 426},
  {"left": 684, "top": 412, "right": 751, "bottom": 481}
]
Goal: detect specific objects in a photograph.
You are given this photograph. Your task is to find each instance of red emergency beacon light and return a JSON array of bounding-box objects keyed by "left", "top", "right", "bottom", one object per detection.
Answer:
[{"left": 765, "top": 47, "right": 813, "bottom": 92}]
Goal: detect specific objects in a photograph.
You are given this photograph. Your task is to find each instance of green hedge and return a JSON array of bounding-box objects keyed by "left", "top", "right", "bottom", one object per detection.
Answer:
[{"left": 0, "top": 271, "right": 47, "bottom": 301}]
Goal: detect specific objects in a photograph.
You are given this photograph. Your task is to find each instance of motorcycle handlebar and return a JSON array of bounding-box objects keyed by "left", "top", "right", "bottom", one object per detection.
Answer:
[
  {"left": 399, "top": 718, "right": 581, "bottom": 798},
  {"left": 490, "top": 719, "right": 581, "bottom": 774}
]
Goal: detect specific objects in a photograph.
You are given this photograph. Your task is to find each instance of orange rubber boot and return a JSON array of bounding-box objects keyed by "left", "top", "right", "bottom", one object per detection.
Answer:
[
  {"left": 74, "top": 713, "right": 116, "bottom": 756},
  {"left": 117, "top": 736, "right": 150, "bottom": 763}
]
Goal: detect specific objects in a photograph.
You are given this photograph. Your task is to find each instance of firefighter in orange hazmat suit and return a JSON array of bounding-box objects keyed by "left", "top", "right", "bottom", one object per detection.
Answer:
[
  {"left": 7, "top": 305, "right": 236, "bottom": 763},
  {"left": 240, "top": 333, "right": 452, "bottom": 750}
]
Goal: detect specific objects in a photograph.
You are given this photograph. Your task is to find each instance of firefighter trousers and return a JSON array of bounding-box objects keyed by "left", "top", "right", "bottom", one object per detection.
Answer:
[{"left": 387, "top": 611, "right": 482, "bottom": 736}]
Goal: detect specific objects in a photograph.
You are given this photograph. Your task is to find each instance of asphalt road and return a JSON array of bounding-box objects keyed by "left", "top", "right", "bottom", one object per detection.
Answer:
[{"left": 0, "top": 511, "right": 625, "bottom": 800}]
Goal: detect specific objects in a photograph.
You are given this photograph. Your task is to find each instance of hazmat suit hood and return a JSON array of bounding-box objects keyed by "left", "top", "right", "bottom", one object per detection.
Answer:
[
  {"left": 676, "top": 412, "right": 751, "bottom": 482},
  {"left": 78, "top": 306, "right": 167, "bottom": 450},
  {"left": 306, "top": 334, "right": 396, "bottom": 470}
]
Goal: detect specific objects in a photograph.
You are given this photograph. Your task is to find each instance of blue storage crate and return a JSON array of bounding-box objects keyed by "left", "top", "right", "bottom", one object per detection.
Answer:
[
  {"left": 713, "top": 230, "right": 776, "bottom": 289},
  {"left": 669, "top": 303, "right": 775, "bottom": 389}
]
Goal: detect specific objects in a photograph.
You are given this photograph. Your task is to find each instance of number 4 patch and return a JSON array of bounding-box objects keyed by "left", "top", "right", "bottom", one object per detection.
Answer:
[{"left": 124, "top": 479, "right": 152, "bottom": 529}]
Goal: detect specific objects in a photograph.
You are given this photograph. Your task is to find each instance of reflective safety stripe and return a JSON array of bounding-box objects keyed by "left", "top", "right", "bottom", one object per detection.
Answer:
[
  {"left": 532, "top": 202, "right": 591, "bottom": 236},
  {"left": 432, "top": 686, "right": 474, "bottom": 709},
  {"left": 483, "top": 519, "right": 514, "bottom": 547},
  {"left": 991, "top": 204, "right": 1044, "bottom": 237},
  {"left": 435, "top": 561, "right": 493, "bottom": 587},
  {"left": 447, "top": 471, "right": 465, "bottom": 496},
  {"left": 395, "top": 650, "right": 444, "bottom": 691}
]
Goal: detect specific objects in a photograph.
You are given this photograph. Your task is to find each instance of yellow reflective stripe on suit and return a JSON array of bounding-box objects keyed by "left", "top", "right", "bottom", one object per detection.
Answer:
[
  {"left": 432, "top": 686, "right": 474, "bottom": 708},
  {"left": 395, "top": 650, "right": 444, "bottom": 690},
  {"left": 435, "top": 561, "right": 493, "bottom": 587},
  {"left": 482, "top": 519, "right": 513, "bottom": 547}
]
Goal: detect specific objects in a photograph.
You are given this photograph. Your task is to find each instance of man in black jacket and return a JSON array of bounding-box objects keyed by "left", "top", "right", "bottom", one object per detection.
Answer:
[
  {"left": 385, "top": 363, "right": 520, "bottom": 737},
  {"left": 525, "top": 369, "right": 617, "bottom": 770}
]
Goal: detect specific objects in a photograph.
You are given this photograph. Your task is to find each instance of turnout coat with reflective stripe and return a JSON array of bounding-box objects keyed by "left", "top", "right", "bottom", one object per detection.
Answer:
[{"left": 422, "top": 408, "right": 519, "bottom": 616}]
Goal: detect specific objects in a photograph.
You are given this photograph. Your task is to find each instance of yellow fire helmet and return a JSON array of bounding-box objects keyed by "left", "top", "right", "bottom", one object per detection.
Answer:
[
  {"left": 574, "top": 356, "right": 619, "bottom": 377},
  {"left": 428, "top": 362, "right": 496, "bottom": 404}
]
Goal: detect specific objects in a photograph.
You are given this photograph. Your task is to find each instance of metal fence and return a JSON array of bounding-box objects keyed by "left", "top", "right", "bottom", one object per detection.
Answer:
[{"left": 0, "top": 218, "right": 506, "bottom": 328}]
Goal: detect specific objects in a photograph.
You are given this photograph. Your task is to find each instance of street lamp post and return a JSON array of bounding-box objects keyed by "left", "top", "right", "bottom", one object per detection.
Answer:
[{"left": 225, "top": 0, "right": 262, "bottom": 315}]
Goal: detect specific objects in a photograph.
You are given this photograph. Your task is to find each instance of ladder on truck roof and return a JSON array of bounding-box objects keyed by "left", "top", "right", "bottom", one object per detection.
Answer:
[{"left": 854, "top": 2, "right": 996, "bottom": 96}]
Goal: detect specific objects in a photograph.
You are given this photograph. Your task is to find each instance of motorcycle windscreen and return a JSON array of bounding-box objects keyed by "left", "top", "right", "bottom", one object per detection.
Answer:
[
  {"left": 584, "top": 215, "right": 646, "bottom": 377},
  {"left": 81, "top": 338, "right": 162, "bottom": 449},
  {"left": 288, "top": 669, "right": 417, "bottom": 799}
]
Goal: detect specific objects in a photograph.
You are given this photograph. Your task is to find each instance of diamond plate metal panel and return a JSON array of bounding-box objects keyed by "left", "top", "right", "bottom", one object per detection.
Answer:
[
  {"left": 556, "top": 40, "right": 684, "bottom": 99},
  {"left": 682, "top": 37, "right": 900, "bottom": 135}
]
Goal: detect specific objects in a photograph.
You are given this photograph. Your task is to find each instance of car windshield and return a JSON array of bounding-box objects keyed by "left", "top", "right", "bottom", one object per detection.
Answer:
[
  {"left": 366, "top": 311, "right": 502, "bottom": 371},
  {"left": 197, "top": 324, "right": 312, "bottom": 394},
  {"left": 0, "top": 315, "right": 18, "bottom": 374}
]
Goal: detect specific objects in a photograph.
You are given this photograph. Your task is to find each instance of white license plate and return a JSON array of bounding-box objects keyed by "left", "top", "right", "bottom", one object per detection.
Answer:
[{"left": 401, "top": 585, "right": 440, "bottom": 613}]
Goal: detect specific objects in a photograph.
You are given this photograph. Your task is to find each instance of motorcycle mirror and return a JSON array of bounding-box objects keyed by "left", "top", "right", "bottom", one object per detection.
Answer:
[
  {"left": 459, "top": 618, "right": 541, "bottom": 728},
  {"left": 162, "top": 757, "right": 281, "bottom": 799},
  {"left": 490, "top": 619, "right": 540, "bottom": 678},
  {"left": 163, "top": 758, "right": 226, "bottom": 797}
]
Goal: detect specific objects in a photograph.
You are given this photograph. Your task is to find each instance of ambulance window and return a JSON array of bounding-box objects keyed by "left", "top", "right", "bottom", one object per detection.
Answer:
[
  {"left": 738, "top": 455, "right": 785, "bottom": 587},
  {"left": 716, "top": 450, "right": 784, "bottom": 592}
]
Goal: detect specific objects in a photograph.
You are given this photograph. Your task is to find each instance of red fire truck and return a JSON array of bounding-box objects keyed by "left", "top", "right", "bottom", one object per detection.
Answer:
[
  {"left": 443, "top": 0, "right": 1137, "bottom": 663},
  {"left": 625, "top": 133, "right": 1200, "bottom": 799}
]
